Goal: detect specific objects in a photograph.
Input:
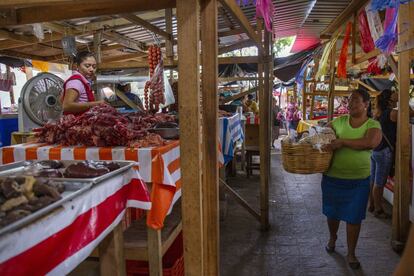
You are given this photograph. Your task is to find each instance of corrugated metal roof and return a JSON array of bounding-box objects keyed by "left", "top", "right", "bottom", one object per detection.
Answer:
[{"left": 0, "top": 0, "right": 353, "bottom": 61}]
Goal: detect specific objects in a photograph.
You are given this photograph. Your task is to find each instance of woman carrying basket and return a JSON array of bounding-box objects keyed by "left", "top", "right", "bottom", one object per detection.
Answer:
[{"left": 322, "top": 89, "right": 382, "bottom": 269}]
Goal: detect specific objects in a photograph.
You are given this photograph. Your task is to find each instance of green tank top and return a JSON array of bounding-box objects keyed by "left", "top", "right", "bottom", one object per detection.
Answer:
[{"left": 325, "top": 115, "right": 381, "bottom": 180}]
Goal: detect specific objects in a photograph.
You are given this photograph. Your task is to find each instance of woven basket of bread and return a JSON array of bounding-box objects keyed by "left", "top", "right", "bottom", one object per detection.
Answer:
[
  {"left": 281, "top": 126, "right": 335, "bottom": 174},
  {"left": 281, "top": 141, "right": 333, "bottom": 174}
]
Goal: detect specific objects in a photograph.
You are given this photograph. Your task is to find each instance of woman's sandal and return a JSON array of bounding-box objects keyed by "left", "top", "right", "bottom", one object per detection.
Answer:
[
  {"left": 348, "top": 261, "right": 361, "bottom": 270},
  {"left": 347, "top": 255, "right": 361, "bottom": 270},
  {"left": 374, "top": 209, "right": 391, "bottom": 219},
  {"left": 325, "top": 235, "right": 337, "bottom": 253}
]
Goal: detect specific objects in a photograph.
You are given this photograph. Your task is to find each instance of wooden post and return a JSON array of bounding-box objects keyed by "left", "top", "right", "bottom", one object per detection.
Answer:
[
  {"left": 177, "top": 0, "right": 204, "bottom": 274},
  {"left": 258, "top": 20, "right": 270, "bottom": 230},
  {"left": 327, "top": 41, "right": 336, "bottom": 121},
  {"left": 98, "top": 223, "right": 126, "bottom": 276},
  {"left": 147, "top": 228, "right": 163, "bottom": 276},
  {"left": 392, "top": 1, "right": 413, "bottom": 244},
  {"left": 165, "top": 8, "right": 174, "bottom": 61},
  {"left": 200, "top": 0, "right": 219, "bottom": 275},
  {"left": 302, "top": 66, "right": 307, "bottom": 120},
  {"left": 93, "top": 31, "right": 102, "bottom": 64}
]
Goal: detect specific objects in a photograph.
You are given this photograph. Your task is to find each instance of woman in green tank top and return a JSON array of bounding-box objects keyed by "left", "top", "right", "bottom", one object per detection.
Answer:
[{"left": 322, "top": 89, "right": 382, "bottom": 269}]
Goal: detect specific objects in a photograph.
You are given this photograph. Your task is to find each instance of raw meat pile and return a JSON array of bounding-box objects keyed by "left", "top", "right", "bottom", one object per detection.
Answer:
[{"left": 34, "top": 104, "right": 176, "bottom": 147}]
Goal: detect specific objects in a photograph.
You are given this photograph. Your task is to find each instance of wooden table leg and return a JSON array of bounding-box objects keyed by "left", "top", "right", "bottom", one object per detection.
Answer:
[
  {"left": 147, "top": 227, "right": 163, "bottom": 276},
  {"left": 99, "top": 223, "right": 126, "bottom": 276}
]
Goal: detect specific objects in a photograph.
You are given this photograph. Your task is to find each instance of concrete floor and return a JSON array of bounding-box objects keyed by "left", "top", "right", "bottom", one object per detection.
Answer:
[{"left": 220, "top": 149, "right": 401, "bottom": 276}]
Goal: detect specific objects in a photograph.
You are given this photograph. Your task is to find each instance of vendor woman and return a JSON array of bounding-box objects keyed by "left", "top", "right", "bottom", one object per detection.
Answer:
[{"left": 62, "top": 51, "right": 105, "bottom": 114}]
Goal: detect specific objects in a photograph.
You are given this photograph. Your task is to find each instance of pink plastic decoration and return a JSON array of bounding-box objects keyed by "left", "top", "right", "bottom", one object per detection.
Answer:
[{"left": 256, "top": 0, "right": 274, "bottom": 33}]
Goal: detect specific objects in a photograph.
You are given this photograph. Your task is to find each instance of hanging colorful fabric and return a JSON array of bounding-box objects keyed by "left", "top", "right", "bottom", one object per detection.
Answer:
[
  {"left": 365, "top": 3, "right": 387, "bottom": 69},
  {"left": 365, "top": 5, "right": 383, "bottom": 41},
  {"left": 358, "top": 10, "right": 382, "bottom": 74},
  {"left": 337, "top": 22, "right": 352, "bottom": 79},
  {"left": 375, "top": 6, "right": 398, "bottom": 54},
  {"left": 256, "top": 0, "right": 274, "bottom": 33},
  {"left": 369, "top": 0, "right": 413, "bottom": 11},
  {"left": 315, "top": 28, "right": 342, "bottom": 80}
]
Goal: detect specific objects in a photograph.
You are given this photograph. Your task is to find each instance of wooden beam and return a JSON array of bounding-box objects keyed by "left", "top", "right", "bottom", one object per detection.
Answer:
[
  {"left": 102, "top": 30, "right": 146, "bottom": 52},
  {"left": 0, "top": 49, "right": 46, "bottom": 60},
  {"left": 44, "top": 44, "right": 124, "bottom": 62},
  {"left": 0, "top": 0, "right": 176, "bottom": 27},
  {"left": 392, "top": 0, "right": 413, "bottom": 245},
  {"left": 165, "top": 8, "right": 174, "bottom": 58},
  {"left": 102, "top": 52, "right": 147, "bottom": 63},
  {"left": 122, "top": 14, "right": 173, "bottom": 40},
  {"left": 259, "top": 27, "right": 271, "bottom": 230},
  {"left": 218, "top": 39, "right": 255, "bottom": 55},
  {"left": 387, "top": 55, "right": 399, "bottom": 79},
  {"left": 94, "top": 31, "right": 103, "bottom": 64},
  {"left": 218, "top": 28, "right": 244, "bottom": 37},
  {"left": 356, "top": 79, "right": 375, "bottom": 91},
  {"left": 177, "top": 0, "right": 204, "bottom": 275},
  {"left": 327, "top": 40, "right": 337, "bottom": 121},
  {"left": 354, "top": 48, "right": 381, "bottom": 65},
  {"left": 221, "top": 179, "right": 261, "bottom": 221},
  {"left": 218, "top": 6, "right": 235, "bottom": 30},
  {"left": 322, "top": 0, "right": 369, "bottom": 35},
  {"left": 220, "top": 87, "right": 256, "bottom": 104},
  {"left": 219, "top": 0, "right": 262, "bottom": 49},
  {"left": 0, "top": 32, "right": 63, "bottom": 50},
  {"left": 218, "top": 56, "right": 258, "bottom": 64},
  {"left": 201, "top": 1, "right": 219, "bottom": 275},
  {"left": 98, "top": 59, "right": 177, "bottom": 70},
  {"left": 0, "top": 29, "right": 39, "bottom": 43}
]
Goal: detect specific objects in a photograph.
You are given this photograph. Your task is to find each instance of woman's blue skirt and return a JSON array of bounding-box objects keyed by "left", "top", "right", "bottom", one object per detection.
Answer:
[{"left": 321, "top": 175, "right": 370, "bottom": 224}]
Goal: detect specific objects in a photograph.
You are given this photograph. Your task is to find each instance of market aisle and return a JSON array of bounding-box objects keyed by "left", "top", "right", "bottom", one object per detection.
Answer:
[{"left": 220, "top": 149, "right": 400, "bottom": 276}]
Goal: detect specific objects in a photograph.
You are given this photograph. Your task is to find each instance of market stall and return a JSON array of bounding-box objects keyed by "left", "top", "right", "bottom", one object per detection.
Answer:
[{"left": 0, "top": 165, "right": 149, "bottom": 275}]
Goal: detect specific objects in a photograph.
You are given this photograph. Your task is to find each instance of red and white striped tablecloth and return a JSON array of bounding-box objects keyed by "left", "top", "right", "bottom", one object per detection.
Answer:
[
  {"left": 0, "top": 141, "right": 181, "bottom": 229},
  {"left": 0, "top": 167, "right": 150, "bottom": 276}
]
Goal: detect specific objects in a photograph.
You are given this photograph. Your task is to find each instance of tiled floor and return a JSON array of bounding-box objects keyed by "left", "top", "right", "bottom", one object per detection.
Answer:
[{"left": 220, "top": 149, "right": 401, "bottom": 276}]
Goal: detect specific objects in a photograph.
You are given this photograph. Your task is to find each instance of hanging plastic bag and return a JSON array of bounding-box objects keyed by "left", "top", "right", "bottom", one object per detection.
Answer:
[
  {"left": 337, "top": 22, "right": 352, "bottom": 79},
  {"left": 159, "top": 74, "right": 175, "bottom": 109},
  {"left": 32, "top": 23, "right": 44, "bottom": 40}
]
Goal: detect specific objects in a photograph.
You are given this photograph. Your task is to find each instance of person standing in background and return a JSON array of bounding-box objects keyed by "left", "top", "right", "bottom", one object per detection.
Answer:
[
  {"left": 272, "top": 97, "right": 281, "bottom": 148},
  {"left": 286, "top": 97, "right": 300, "bottom": 133}
]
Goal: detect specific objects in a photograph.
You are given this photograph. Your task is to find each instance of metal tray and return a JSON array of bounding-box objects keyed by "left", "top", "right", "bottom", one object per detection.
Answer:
[
  {"left": 0, "top": 180, "right": 93, "bottom": 236},
  {"left": 0, "top": 160, "right": 137, "bottom": 184}
]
